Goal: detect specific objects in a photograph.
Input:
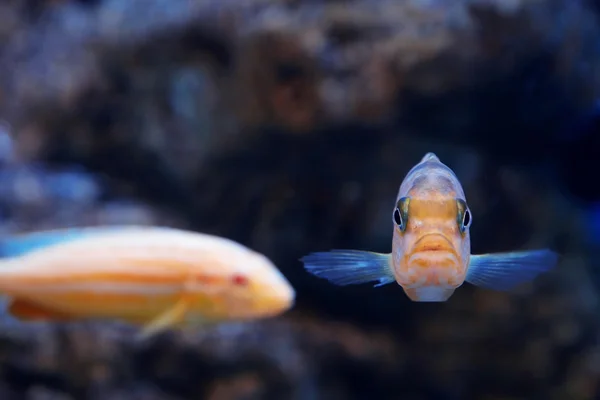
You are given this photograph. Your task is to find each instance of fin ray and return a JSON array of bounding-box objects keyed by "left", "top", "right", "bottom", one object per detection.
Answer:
[
  {"left": 465, "top": 249, "right": 558, "bottom": 291},
  {"left": 136, "top": 297, "right": 189, "bottom": 341},
  {"left": 300, "top": 250, "right": 394, "bottom": 287}
]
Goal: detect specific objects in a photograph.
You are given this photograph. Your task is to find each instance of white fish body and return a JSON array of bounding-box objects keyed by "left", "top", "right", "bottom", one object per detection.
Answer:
[{"left": 0, "top": 226, "right": 295, "bottom": 338}]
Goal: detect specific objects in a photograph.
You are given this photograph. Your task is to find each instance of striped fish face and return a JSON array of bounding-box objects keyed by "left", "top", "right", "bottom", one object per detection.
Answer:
[{"left": 391, "top": 153, "right": 472, "bottom": 301}]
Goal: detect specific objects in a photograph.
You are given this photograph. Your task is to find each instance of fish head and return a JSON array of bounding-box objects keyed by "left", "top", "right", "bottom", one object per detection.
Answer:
[
  {"left": 192, "top": 248, "right": 295, "bottom": 321},
  {"left": 236, "top": 252, "right": 295, "bottom": 319},
  {"left": 391, "top": 153, "right": 472, "bottom": 300}
]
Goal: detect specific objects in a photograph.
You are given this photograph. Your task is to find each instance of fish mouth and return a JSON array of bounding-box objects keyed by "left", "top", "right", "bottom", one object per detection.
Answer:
[
  {"left": 250, "top": 278, "right": 296, "bottom": 319},
  {"left": 405, "top": 233, "right": 461, "bottom": 288},
  {"left": 263, "top": 282, "right": 295, "bottom": 315},
  {"left": 412, "top": 233, "right": 456, "bottom": 253}
]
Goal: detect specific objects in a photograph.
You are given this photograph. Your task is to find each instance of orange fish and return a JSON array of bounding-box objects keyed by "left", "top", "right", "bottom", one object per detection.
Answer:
[
  {"left": 0, "top": 226, "right": 295, "bottom": 338},
  {"left": 301, "top": 152, "right": 558, "bottom": 301}
]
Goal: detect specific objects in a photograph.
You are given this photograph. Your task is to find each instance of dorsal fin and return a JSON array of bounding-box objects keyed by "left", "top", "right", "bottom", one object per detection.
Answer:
[
  {"left": 0, "top": 226, "right": 130, "bottom": 258},
  {"left": 421, "top": 152, "right": 440, "bottom": 163}
]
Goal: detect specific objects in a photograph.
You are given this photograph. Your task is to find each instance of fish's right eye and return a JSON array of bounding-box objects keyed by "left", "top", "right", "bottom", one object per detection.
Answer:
[{"left": 393, "top": 197, "right": 410, "bottom": 232}]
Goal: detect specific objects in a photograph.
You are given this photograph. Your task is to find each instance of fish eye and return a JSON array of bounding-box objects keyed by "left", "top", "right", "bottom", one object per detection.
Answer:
[
  {"left": 393, "top": 209, "right": 402, "bottom": 227},
  {"left": 231, "top": 274, "right": 249, "bottom": 286},
  {"left": 463, "top": 209, "right": 471, "bottom": 227},
  {"left": 456, "top": 198, "right": 472, "bottom": 234},
  {"left": 393, "top": 197, "right": 410, "bottom": 232}
]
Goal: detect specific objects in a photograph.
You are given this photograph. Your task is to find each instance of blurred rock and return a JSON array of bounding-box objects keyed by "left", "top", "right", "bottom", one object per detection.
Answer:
[
  {"left": 0, "top": 305, "right": 597, "bottom": 399},
  {"left": 1, "top": 0, "right": 599, "bottom": 155},
  {"left": 235, "top": 29, "right": 321, "bottom": 133}
]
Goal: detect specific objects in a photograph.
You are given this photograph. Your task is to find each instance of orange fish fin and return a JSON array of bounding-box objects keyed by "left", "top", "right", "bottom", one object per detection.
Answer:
[
  {"left": 7, "top": 298, "right": 74, "bottom": 321},
  {"left": 135, "top": 297, "right": 190, "bottom": 341}
]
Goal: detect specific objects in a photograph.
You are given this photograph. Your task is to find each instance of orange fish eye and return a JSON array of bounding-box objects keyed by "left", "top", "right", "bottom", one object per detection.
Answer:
[{"left": 231, "top": 274, "right": 249, "bottom": 286}]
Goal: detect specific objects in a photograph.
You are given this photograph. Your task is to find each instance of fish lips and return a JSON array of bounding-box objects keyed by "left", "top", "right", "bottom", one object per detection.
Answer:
[{"left": 405, "top": 233, "right": 462, "bottom": 287}]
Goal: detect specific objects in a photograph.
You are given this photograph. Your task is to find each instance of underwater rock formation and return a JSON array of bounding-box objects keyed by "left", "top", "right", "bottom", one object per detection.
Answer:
[{"left": 2, "top": 0, "right": 599, "bottom": 156}]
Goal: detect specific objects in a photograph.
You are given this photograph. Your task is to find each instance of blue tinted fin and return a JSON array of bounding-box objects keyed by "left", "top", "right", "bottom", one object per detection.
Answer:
[
  {"left": 465, "top": 249, "right": 558, "bottom": 291},
  {"left": 300, "top": 250, "right": 394, "bottom": 287},
  {"left": 0, "top": 226, "right": 131, "bottom": 258}
]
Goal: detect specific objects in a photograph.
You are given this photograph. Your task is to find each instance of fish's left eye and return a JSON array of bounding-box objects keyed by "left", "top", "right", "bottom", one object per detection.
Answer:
[{"left": 456, "top": 199, "right": 472, "bottom": 234}]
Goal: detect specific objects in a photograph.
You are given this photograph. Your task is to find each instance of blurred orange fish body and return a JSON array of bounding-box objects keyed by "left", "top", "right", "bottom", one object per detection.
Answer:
[
  {"left": 0, "top": 226, "right": 295, "bottom": 338},
  {"left": 301, "top": 152, "right": 558, "bottom": 302}
]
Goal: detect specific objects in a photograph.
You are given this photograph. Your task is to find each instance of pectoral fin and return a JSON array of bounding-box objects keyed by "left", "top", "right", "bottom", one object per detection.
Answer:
[
  {"left": 465, "top": 249, "right": 558, "bottom": 291},
  {"left": 137, "top": 297, "right": 189, "bottom": 341},
  {"left": 300, "top": 250, "right": 395, "bottom": 287},
  {"left": 7, "top": 298, "right": 74, "bottom": 321}
]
